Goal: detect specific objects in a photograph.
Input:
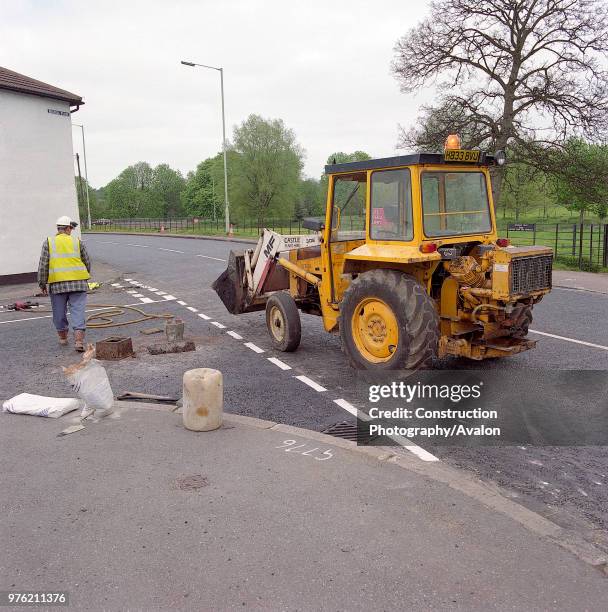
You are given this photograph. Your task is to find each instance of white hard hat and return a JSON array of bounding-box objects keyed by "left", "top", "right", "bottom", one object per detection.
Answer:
[{"left": 56, "top": 216, "right": 78, "bottom": 227}]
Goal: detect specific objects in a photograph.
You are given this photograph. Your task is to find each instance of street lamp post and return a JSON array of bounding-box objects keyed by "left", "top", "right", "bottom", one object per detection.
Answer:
[
  {"left": 72, "top": 123, "right": 92, "bottom": 229},
  {"left": 181, "top": 60, "right": 230, "bottom": 234}
]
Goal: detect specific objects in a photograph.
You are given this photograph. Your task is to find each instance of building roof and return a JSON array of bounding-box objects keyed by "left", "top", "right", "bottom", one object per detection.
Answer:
[
  {"left": 325, "top": 152, "right": 496, "bottom": 174},
  {"left": 0, "top": 66, "right": 83, "bottom": 107}
]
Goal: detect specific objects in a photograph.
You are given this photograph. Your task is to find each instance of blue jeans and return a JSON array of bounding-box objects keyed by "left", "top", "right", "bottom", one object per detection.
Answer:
[{"left": 50, "top": 291, "right": 87, "bottom": 331}]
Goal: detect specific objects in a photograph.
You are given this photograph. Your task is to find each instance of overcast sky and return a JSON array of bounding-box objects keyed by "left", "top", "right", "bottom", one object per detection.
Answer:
[{"left": 1, "top": 0, "right": 435, "bottom": 187}]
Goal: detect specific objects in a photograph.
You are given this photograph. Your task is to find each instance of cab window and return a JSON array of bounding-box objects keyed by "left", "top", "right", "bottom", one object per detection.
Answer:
[
  {"left": 422, "top": 171, "right": 491, "bottom": 237},
  {"left": 330, "top": 172, "right": 367, "bottom": 241},
  {"left": 370, "top": 169, "right": 413, "bottom": 241}
]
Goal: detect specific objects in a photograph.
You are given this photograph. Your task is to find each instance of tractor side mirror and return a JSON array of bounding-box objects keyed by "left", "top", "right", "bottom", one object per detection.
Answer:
[{"left": 302, "top": 217, "right": 325, "bottom": 232}]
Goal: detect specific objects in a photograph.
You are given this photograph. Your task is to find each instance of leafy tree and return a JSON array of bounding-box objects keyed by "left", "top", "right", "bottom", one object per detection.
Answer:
[
  {"left": 152, "top": 164, "right": 186, "bottom": 217},
  {"left": 181, "top": 158, "right": 220, "bottom": 218},
  {"left": 500, "top": 163, "right": 553, "bottom": 220},
  {"left": 392, "top": 0, "right": 608, "bottom": 201},
  {"left": 74, "top": 177, "right": 103, "bottom": 221},
  {"left": 295, "top": 178, "right": 322, "bottom": 219},
  {"left": 104, "top": 162, "right": 163, "bottom": 218},
  {"left": 231, "top": 114, "right": 304, "bottom": 224},
  {"left": 550, "top": 139, "right": 608, "bottom": 223}
]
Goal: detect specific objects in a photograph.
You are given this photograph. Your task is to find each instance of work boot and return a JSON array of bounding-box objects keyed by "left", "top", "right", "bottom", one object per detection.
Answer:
[
  {"left": 58, "top": 330, "right": 68, "bottom": 346},
  {"left": 74, "top": 330, "right": 85, "bottom": 352}
]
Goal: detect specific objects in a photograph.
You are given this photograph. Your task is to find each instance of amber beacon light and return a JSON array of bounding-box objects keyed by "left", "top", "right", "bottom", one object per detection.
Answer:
[{"left": 444, "top": 134, "right": 461, "bottom": 150}]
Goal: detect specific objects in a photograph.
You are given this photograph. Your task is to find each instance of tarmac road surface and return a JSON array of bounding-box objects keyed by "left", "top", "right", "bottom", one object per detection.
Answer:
[{"left": 1, "top": 232, "right": 607, "bottom": 557}]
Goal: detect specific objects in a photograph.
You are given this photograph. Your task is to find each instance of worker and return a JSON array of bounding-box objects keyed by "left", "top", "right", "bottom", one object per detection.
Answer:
[{"left": 38, "top": 216, "right": 91, "bottom": 351}]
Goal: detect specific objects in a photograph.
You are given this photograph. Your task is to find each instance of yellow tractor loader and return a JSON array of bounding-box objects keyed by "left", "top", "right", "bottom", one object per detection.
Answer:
[{"left": 213, "top": 137, "right": 553, "bottom": 370}]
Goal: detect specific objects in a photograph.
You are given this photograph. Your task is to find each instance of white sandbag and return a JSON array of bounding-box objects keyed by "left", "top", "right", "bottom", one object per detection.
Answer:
[
  {"left": 2, "top": 393, "right": 81, "bottom": 418},
  {"left": 64, "top": 358, "right": 114, "bottom": 413}
]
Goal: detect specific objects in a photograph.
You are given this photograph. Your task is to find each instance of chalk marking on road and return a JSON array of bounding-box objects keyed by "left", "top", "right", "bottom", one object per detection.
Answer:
[
  {"left": 177, "top": 300, "right": 187, "bottom": 305},
  {"left": 333, "top": 398, "right": 359, "bottom": 417},
  {"left": 226, "top": 330, "right": 243, "bottom": 340},
  {"left": 196, "top": 254, "right": 227, "bottom": 262},
  {"left": 186, "top": 306, "right": 198, "bottom": 312},
  {"left": 162, "top": 294, "right": 177, "bottom": 300},
  {"left": 139, "top": 297, "right": 155, "bottom": 304},
  {"left": 197, "top": 313, "right": 211, "bottom": 320},
  {"left": 294, "top": 375, "right": 326, "bottom": 392},
  {"left": 0, "top": 300, "right": 163, "bottom": 325},
  {"left": 267, "top": 357, "right": 291, "bottom": 370},
  {"left": 244, "top": 342, "right": 264, "bottom": 353},
  {"left": 529, "top": 329, "right": 608, "bottom": 351},
  {"left": 212, "top": 321, "right": 227, "bottom": 329},
  {"left": 158, "top": 248, "right": 185, "bottom": 254}
]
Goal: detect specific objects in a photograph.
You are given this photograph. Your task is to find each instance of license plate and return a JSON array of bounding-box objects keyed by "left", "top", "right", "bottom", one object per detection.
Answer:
[{"left": 444, "top": 149, "right": 480, "bottom": 162}]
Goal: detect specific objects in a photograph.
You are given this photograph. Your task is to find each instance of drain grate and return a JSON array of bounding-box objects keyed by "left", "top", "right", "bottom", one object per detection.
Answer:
[{"left": 322, "top": 421, "right": 361, "bottom": 442}]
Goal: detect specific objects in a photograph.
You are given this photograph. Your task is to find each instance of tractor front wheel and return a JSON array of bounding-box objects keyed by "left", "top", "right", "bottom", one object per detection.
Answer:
[
  {"left": 340, "top": 270, "right": 439, "bottom": 370},
  {"left": 265, "top": 292, "right": 301, "bottom": 352}
]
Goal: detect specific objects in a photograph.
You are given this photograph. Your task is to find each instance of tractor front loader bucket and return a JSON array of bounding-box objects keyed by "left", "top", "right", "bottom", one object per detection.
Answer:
[{"left": 212, "top": 250, "right": 266, "bottom": 314}]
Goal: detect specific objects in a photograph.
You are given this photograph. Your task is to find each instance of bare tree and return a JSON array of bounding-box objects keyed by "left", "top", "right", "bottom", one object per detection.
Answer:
[{"left": 392, "top": 0, "right": 608, "bottom": 201}]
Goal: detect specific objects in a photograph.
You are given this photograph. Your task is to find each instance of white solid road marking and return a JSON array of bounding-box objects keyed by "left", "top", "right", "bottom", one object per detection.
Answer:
[
  {"left": 177, "top": 300, "right": 187, "bottom": 305},
  {"left": 333, "top": 398, "right": 358, "bottom": 417},
  {"left": 197, "top": 313, "right": 211, "bottom": 320},
  {"left": 158, "top": 248, "right": 185, "bottom": 253},
  {"left": 529, "top": 329, "right": 608, "bottom": 351},
  {"left": 244, "top": 342, "right": 264, "bottom": 353},
  {"left": 294, "top": 375, "right": 326, "bottom": 392},
  {"left": 139, "top": 297, "right": 155, "bottom": 304},
  {"left": 162, "top": 294, "right": 176, "bottom": 300},
  {"left": 212, "top": 321, "right": 227, "bottom": 329},
  {"left": 226, "top": 330, "right": 243, "bottom": 340},
  {"left": 267, "top": 357, "right": 291, "bottom": 370},
  {"left": 186, "top": 306, "right": 198, "bottom": 312},
  {"left": 196, "top": 254, "right": 227, "bottom": 262}
]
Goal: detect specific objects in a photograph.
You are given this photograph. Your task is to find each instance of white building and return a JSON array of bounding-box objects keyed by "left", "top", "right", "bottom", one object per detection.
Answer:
[{"left": 0, "top": 66, "right": 84, "bottom": 284}]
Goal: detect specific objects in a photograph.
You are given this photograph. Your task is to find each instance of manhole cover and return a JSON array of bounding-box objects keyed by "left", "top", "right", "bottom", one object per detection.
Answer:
[{"left": 175, "top": 474, "right": 208, "bottom": 490}]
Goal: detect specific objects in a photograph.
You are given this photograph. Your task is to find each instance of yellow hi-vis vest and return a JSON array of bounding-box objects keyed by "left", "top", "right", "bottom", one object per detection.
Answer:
[{"left": 47, "top": 234, "right": 90, "bottom": 283}]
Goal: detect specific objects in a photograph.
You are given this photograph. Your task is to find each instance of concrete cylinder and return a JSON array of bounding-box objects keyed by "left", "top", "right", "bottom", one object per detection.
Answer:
[{"left": 182, "top": 368, "right": 223, "bottom": 432}]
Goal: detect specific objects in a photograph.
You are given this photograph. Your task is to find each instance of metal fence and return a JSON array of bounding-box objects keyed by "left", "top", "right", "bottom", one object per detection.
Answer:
[
  {"left": 90, "top": 217, "right": 608, "bottom": 270},
  {"left": 499, "top": 222, "right": 607, "bottom": 270}
]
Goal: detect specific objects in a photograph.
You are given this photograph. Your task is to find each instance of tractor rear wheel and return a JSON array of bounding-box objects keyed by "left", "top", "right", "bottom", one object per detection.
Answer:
[
  {"left": 339, "top": 270, "right": 439, "bottom": 370},
  {"left": 265, "top": 292, "right": 301, "bottom": 352}
]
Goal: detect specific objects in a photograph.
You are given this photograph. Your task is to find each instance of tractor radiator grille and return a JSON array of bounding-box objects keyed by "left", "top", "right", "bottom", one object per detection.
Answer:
[{"left": 510, "top": 255, "right": 552, "bottom": 294}]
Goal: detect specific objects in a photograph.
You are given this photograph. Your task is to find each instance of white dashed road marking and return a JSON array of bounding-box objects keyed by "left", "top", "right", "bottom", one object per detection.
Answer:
[
  {"left": 244, "top": 342, "right": 264, "bottom": 353},
  {"left": 529, "top": 329, "right": 608, "bottom": 351},
  {"left": 333, "top": 398, "right": 358, "bottom": 417},
  {"left": 212, "top": 321, "right": 227, "bottom": 329},
  {"left": 226, "top": 331, "right": 243, "bottom": 340},
  {"left": 267, "top": 357, "right": 291, "bottom": 370},
  {"left": 139, "top": 297, "right": 155, "bottom": 304},
  {"left": 177, "top": 300, "right": 187, "bottom": 306},
  {"left": 197, "top": 313, "right": 211, "bottom": 320},
  {"left": 186, "top": 306, "right": 198, "bottom": 312},
  {"left": 162, "top": 295, "right": 176, "bottom": 300},
  {"left": 158, "top": 248, "right": 185, "bottom": 253},
  {"left": 294, "top": 375, "right": 326, "bottom": 392},
  {"left": 132, "top": 293, "right": 144, "bottom": 298}
]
